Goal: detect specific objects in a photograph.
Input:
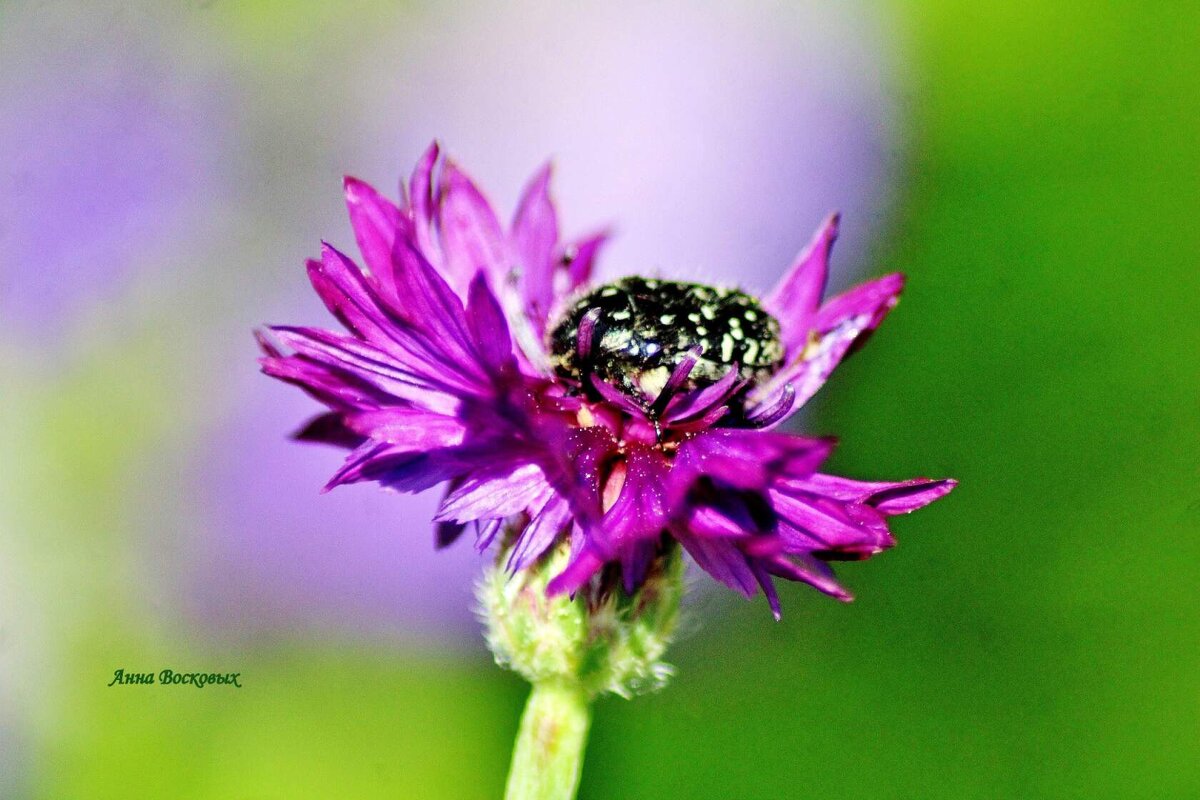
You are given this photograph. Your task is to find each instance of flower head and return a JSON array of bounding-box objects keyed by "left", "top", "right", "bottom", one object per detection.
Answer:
[{"left": 258, "top": 143, "right": 955, "bottom": 618}]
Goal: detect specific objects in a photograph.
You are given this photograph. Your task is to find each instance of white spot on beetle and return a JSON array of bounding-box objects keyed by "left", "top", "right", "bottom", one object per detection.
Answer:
[{"left": 636, "top": 366, "right": 671, "bottom": 397}]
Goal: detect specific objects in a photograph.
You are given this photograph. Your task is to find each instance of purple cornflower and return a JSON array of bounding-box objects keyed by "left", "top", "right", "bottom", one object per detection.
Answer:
[{"left": 258, "top": 144, "right": 954, "bottom": 617}]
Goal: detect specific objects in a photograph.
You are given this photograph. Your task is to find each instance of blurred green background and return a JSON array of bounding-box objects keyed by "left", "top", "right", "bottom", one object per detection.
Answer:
[{"left": 1, "top": 1, "right": 1197, "bottom": 798}]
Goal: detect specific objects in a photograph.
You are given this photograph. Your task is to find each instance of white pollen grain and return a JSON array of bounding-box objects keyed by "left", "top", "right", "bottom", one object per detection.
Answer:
[{"left": 600, "top": 330, "right": 632, "bottom": 351}]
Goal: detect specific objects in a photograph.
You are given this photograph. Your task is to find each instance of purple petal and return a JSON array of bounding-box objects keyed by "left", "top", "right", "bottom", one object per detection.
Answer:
[
  {"left": 670, "top": 430, "right": 835, "bottom": 505},
  {"left": 328, "top": 438, "right": 536, "bottom": 497},
  {"left": 793, "top": 474, "right": 958, "bottom": 515},
  {"left": 290, "top": 412, "right": 365, "bottom": 449},
  {"left": 562, "top": 230, "right": 610, "bottom": 291},
  {"left": 325, "top": 440, "right": 524, "bottom": 496},
  {"left": 308, "top": 244, "right": 487, "bottom": 393},
  {"left": 685, "top": 503, "right": 759, "bottom": 539},
  {"left": 343, "top": 407, "right": 468, "bottom": 451},
  {"left": 267, "top": 325, "right": 464, "bottom": 414},
  {"left": 763, "top": 552, "right": 853, "bottom": 602},
  {"left": 683, "top": 481, "right": 780, "bottom": 541},
  {"left": 771, "top": 489, "right": 893, "bottom": 555},
  {"left": 259, "top": 349, "right": 397, "bottom": 412},
  {"left": 744, "top": 383, "right": 796, "bottom": 429},
  {"left": 751, "top": 272, "right": 904, "bottom": 425},
  {"left": 576, "top": 307, "right": 601, "bottom": 361},
  {"left": 343, "top": 176, "right": 403, "bottom": 298},
  {"left": 546, "top": 545, "right": 606, "bottom": 596},
  {"left": 474, "top": 518, "right": 505, "bottom": 551},
  {"left": 255, "top": 328, "right": 284, "bottom": 358},
  {"left": 435, "top": 520, "right": 467, "bottom": 549},
  {"left": 589, "top": 375, "right": 649, "bottom": 417},
  {"left": 305, "top": 249, "right": 384, "bottom": 344},
  {"left": 620, "top": 539, "right": 659, "bottom": 594},
  {"left": 511, "top": 163, "right": 560, "bottom": 330},
  {"left": 752, "top": 315, "right": 870, "bottom": 418},
  {"left": 748, "top": 560, "right": 783, "bottom": 620},
  {"left": 436, "top": 159, "right": 511, "bottom": 288},
  {"left": 599, "top": 448, "right": 671, "bottom": 548},
  {"left": 546, "top": 426, "right": 619, "bottom": 529},
  {"left": 508, "top": 495, "right": 572, "bottom": 572},
  {"left": 384, "top": 236, "right": 492, "bottom": 380},
  {"left": 370, "top": 450, "right": 467, "bottom": 495},
  {"left": 650, "top": 345, "right": 704, "bottom": 415},
  {"left": 465, "top": 271, "right": 515, "bottom": 374},
  {"left": 765, "top": 213, "right": 839, "bottom": 352},
  {"left": 434, "top": 462, "right": 551, "bottom": 523},
  {"left": 323, "top": 440, "right": 408, "bottom": 491},
  {"left": 814, "top": 272, "right": 904, "bottom": 336},
  {"left": 868, "top": 478, "right": 957, "bottom": 514},
  {"left": 675, "top": 532, "right": 758, "bottom": 598},
  {"left": 408, "top": 141, "right": 441, "bottom": 260},
  {"left": 661, "top": 365, "right": 743, "bottom": 424}
]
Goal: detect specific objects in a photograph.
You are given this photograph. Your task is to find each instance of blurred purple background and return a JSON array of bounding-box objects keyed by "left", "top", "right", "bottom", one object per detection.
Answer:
[{"left": 0, "top": 4, "right": 229, "bottom": 342}]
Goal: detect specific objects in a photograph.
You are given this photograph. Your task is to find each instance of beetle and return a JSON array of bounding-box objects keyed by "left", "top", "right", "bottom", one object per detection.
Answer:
[{"left": 548, "top": 276, "right": 784, "bottom": 408}]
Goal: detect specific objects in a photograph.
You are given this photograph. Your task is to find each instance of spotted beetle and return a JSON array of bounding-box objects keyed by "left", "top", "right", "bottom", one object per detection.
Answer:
[{"left": 548, "top": 276, "right": 784, "bottom": 407}]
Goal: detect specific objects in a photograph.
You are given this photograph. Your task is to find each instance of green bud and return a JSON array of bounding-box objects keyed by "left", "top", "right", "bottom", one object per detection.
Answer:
[{"left": 479, "top": 538, "right": 684, "bottom": 699}]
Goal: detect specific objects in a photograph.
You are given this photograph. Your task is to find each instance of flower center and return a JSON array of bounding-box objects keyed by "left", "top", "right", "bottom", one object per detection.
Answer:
[{"left": 547, "top": 276, "right": 784, "bottom": 400}]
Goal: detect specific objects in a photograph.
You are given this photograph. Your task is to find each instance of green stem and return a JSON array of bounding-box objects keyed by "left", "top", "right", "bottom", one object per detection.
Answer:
[{"left": 504, "top": 681, "right": 592, "bottom": 800}]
